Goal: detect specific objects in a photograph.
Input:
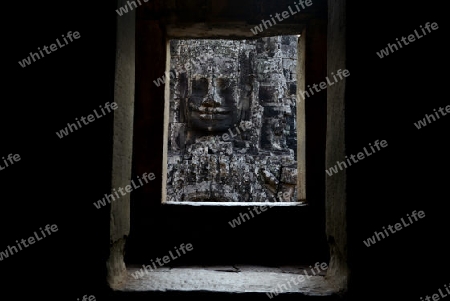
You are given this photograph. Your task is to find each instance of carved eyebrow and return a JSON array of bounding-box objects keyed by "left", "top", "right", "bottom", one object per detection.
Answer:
[
  {"left": 192, "top": 75, "right": 208, "bottom": 81},
  {"left": 192, "top": 77, "right": 208, "bottom": 86}
]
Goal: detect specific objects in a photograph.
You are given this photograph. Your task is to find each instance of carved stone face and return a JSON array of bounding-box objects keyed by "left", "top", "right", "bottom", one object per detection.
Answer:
[{"left": 186, "top": 75, "right": 240, "bottom": 132}]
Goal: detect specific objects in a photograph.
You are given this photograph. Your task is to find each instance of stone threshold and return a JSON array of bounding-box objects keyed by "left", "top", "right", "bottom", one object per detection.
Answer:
[
  {"left": 112, "top": 265, "right": 339, "bottom": 297},
  {"left": 162, "top": 202, "right": 308, "bottom": 207}
]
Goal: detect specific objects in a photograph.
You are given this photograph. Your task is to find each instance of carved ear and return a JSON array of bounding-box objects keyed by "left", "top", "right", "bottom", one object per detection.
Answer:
[
  {"left": 178, "top": 72, "right": 189, "bottom": 124},
  {"left": 178, "top": 72, "right": 188, "bottom": 98}
]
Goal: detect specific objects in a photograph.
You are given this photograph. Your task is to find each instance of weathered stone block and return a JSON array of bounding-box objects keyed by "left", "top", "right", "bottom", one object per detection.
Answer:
[{"left": 281, "top": 167, "right": 298, "bottom": 184}]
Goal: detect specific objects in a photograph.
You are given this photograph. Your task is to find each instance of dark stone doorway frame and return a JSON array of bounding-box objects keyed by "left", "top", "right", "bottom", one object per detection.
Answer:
[{"left": 107, "top": 0, "right": 348, "bottom": 296}]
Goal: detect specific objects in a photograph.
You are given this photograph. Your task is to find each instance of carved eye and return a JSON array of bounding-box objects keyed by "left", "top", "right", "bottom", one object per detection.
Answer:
[
  {"left": 217, "top": 78, "right": 230, "bottom": 90},
  {"left": 192, "top": 78, "right": 208, "bottom": 96}
]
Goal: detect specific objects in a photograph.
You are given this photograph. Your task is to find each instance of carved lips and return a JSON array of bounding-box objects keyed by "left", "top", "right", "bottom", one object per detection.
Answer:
[{"left": 190, "top": 103, "right": 232, "bottom": 120}]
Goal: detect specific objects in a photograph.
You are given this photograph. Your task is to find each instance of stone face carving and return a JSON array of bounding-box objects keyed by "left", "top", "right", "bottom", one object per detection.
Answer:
[
  {"left": 166, "top": 36, "right": 299, "bottom": 203},
  {"left": 187, "top": 76, "right": 240, "bottom": 133}
]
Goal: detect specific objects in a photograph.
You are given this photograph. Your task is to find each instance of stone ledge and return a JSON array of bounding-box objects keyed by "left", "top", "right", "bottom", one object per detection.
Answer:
[
  {"left": 162, "top": 202, "right": 308, "bottom": 206},
  {"left": 112, "top": 266, "right": 339, "bottom": 297}
]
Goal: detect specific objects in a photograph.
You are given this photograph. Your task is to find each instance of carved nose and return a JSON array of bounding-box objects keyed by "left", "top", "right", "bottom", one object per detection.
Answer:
[{"left": 201, "top": 96, "right": 221, "bottom": 107}]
